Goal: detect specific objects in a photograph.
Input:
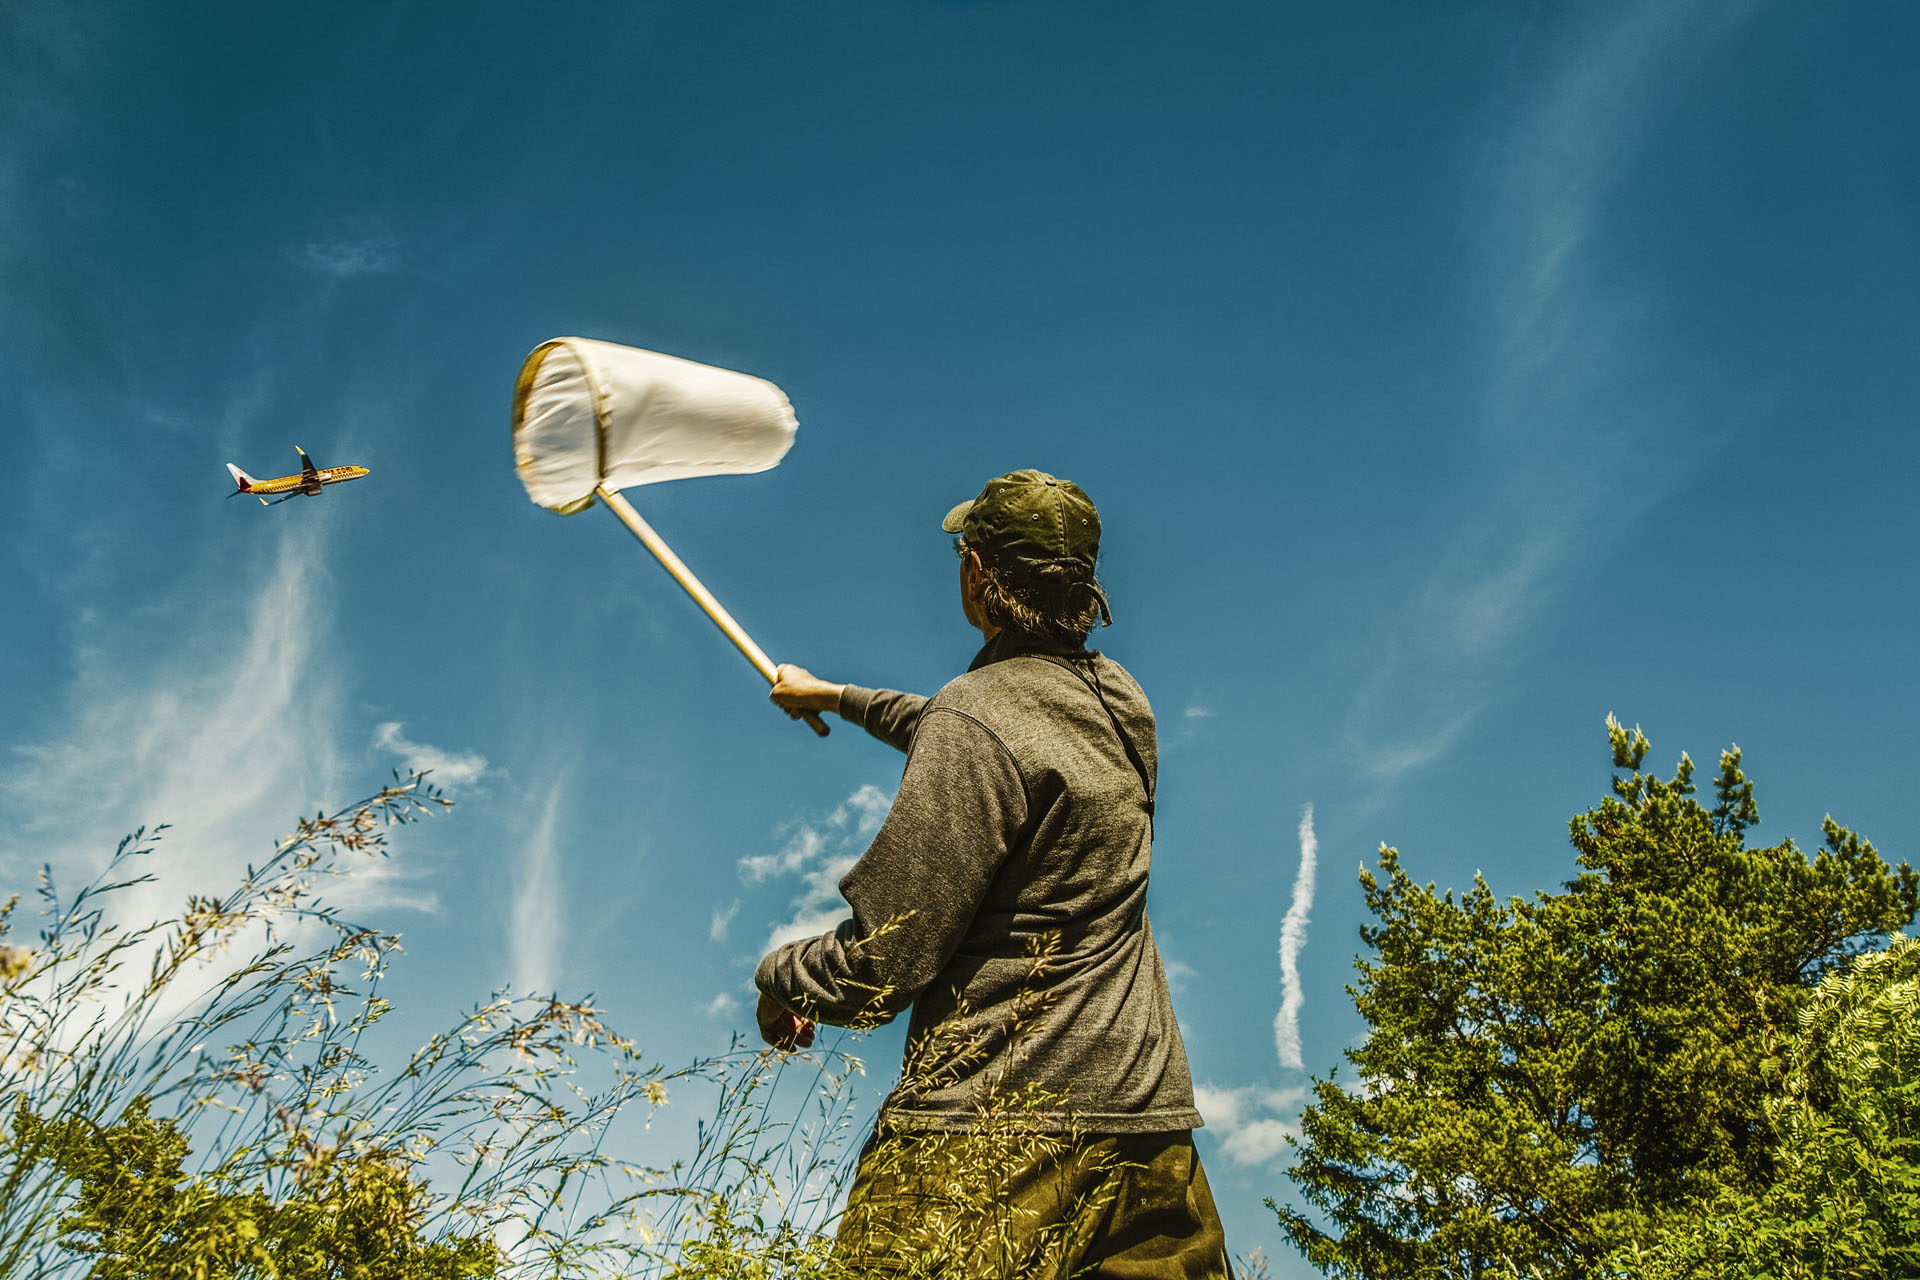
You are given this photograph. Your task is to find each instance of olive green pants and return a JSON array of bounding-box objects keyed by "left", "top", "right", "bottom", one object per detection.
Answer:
[{"left": 832, "top": 1127, "right": 1232, "bottom": 1279}]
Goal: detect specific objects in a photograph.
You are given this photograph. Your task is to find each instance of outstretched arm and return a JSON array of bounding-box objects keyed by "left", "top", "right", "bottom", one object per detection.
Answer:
[
  {"left": 755, "top": 708, "right": 1026, "bottom": 1028},
  {"left": 773, "top": 664, "right": 928, "bottom": 753}
]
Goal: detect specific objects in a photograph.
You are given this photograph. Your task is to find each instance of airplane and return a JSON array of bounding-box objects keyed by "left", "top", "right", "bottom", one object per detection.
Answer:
[{"left": 226, "top": 446, "right": 369, "bottom": 506}]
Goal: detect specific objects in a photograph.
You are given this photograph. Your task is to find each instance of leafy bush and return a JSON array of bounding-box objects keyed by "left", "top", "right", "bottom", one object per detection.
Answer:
[
  {"left": 15, "top": 1095, "right": 501, "bottom": 1280},
  {"left": 1625, "top": 934, "right": 1920, "bottom": 1280}
]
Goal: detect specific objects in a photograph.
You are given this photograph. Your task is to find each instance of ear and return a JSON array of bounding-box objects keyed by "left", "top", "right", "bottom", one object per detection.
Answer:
[{"left": 960, "top": 548, "right": 987, "bottom": 600}]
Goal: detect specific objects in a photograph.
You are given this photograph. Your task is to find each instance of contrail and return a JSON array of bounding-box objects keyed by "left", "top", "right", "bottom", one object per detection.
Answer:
[
  {"left": 1274, "top": 804, "right": 1318, "bottom": 1071},
  {"left": 512, "top": 776, "right": 568, "bottom": 995}
]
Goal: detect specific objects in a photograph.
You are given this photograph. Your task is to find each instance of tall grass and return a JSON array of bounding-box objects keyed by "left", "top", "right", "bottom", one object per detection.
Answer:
[
  {"left": 0, "top": 776, "right": 873, "bottom": 1278},
  {"left": 0, "top": 777, "right": 1247, "bottom": 1278}
]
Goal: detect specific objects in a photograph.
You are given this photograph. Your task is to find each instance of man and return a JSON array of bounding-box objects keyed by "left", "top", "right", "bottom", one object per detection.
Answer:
[{"left": 759, "top": 470, "right": 1231, "bottom": 1277}]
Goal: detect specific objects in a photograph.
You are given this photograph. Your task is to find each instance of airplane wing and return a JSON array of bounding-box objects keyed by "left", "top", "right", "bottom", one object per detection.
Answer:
[{"left": 297, "top": 446, "right": 318, "bottom": 481}]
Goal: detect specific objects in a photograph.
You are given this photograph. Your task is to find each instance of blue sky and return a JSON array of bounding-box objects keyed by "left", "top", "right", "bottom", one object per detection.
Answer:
[{"left": 3, "top": 1, "right": 1915, "bottom": 1269}]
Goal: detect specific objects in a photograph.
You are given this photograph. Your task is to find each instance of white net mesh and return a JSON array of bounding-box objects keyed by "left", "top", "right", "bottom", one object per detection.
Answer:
[{"left": 513, "top": 338, "right": 798, "bottom": 513}]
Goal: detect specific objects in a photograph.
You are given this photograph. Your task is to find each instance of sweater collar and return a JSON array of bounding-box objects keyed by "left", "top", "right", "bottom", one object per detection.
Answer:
[{"left": 967, "top": 628, "right": 1096, "bottom": 672}]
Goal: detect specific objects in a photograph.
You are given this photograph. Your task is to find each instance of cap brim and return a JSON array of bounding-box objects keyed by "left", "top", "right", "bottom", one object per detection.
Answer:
[{"left": 940, "top": 499, "right": 974, "bottom": 534}]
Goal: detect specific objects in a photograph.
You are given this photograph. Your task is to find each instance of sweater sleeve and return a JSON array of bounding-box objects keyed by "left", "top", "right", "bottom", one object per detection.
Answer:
[
  {"left": 755, "top": 707, "right": 1026, "bottom": 1027},
  {"left": 837, "top": 685, "right": 929, "bottom": 754}
]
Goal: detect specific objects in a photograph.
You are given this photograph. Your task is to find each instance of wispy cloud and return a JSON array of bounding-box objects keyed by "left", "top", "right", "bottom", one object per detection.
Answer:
[
  {"left": 510, "top": 775, "right": 567, "bottom": 994},
  {"left": 1339, "top": 1, "right": 1753, "bottom": 793},
  {"left": 1274, "top": 804, "right": 1318, "bottom": 1072},
  {"left": 709, "top": 898, "right": 741, "bottom": 943},
  {"left": 702, "top": 992, "right": 741, "bottom": 1018},
  {"left": 1194, "top": 1082, "right": 1306, "bottom": 1167},
  {"left": 292, "top": 236, "right": 400, "bottom": 278},
  {"left": 0, "top": 526, "right": 368, "bottom": 926},
  {"left": 1163, "top": 702, "right": 1216, "bottom": 749},
  {"left": 372, "top": 722, "right": 489, "bottom": 789},
  {"left": 743, "top": 785, "right": 891, "bottom": 954}
]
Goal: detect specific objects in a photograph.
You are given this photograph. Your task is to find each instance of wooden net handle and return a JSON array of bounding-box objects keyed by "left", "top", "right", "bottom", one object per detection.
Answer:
[{"left": 597, "top": 486, "right": 829, "bottom": 737}]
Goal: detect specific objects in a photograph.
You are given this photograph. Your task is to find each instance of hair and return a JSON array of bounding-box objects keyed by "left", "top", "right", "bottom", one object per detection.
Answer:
[{"left": 958, "top": 539, "right": 1107, "bottom": 649}]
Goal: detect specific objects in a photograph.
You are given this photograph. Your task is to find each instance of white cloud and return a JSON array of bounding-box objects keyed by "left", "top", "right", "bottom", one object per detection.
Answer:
[
  {"left": 743, "top": 785, "right": 891, "bottom": 955},
  {"left": 1182, "top": 705, "right": 1213, "bottom": 720},
  {"left": 372, "top": 722, "right": 489, "bottom": 789},
  {"left": 510, "top": 776, "right": 567, "bottom": 995},
  {"left": 1222, "top": 1117, "right": 1298, "bottom": 1167},
  {"left": 1194, "top": 1081, "right": 1306, "bottom": 1168},
  {"left": 293, "top": 236, "right": 399, "bottom": 278},
  {"left": 702, "top": 992, "right": 740, "bottom": 1018},
  {"left": 841, "top": 785, "right": 891, "bottom": 837},
  {"left": 1195, "top": 1080, "right": 1305, "bottom": 1130},
  {"left": 763, "top": 867, "right": 860, "bottom": 953},
  {"left": 710, "top": 898, "right": 741, "bottom": 943},
  {"left": 1162, "top": 956, "right": 1198, "bottom": 996},
  {"left": 0, "top": 525, "right": 358, "bottom": 924},
  {"left": 739, "top": 824, "right": 830, "bottom": 885},
  {"left": 1274, "top": 804, "right": 1318, "bottom": 1071}
]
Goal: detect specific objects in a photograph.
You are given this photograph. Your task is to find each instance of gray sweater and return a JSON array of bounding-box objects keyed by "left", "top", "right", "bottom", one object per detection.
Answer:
[{"left": 755, "top": 632, "right": 1202, "bottom": 1134}]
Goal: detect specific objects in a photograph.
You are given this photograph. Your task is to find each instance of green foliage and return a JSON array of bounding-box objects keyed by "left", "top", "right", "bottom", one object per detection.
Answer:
[
  {"left": 1627, "top": 935, "right": 1920, "bottom": 1280},
  {"left": 1274, "top": 719, "right": 1919, "bottom": 1280},
  {"left": 16, "top": 1096, "right": 499, "bottom": 1280}
]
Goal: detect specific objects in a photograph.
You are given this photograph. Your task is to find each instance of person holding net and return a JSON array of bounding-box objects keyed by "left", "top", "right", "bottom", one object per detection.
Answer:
[{"left": 759, "top": 469, "right": 1231, "bottom": 1277}]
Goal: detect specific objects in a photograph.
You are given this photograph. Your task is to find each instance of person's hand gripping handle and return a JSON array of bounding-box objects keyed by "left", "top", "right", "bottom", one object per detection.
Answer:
[
  {"left": 770, "top": 665, "right": 845, "bottom": 736},
  {"left": 757, "top": 992, "right": 815, "bottom": 1051}
]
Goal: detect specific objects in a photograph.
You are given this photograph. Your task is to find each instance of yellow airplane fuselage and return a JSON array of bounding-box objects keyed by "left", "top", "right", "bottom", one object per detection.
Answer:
[
  {"left": 246, "top": 465, "right": 370, "bottom": 495},
  {"left": 226, "top": 447, "right": 370, "bottom": 505}
]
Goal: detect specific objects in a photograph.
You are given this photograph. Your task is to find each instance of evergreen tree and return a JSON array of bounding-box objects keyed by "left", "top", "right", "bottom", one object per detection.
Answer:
[{"left": 1276, "top": 719, "right": 1917, "bottom": 1280}]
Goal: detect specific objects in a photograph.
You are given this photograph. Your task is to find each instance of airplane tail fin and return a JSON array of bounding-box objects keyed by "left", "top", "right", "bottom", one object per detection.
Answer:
[{"left": 226, "top": 462, "right": 256, "bottom": 492}]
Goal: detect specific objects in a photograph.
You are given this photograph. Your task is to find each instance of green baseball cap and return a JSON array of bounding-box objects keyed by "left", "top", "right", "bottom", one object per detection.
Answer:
[
  {"left": 942, "top": 470, "right": 1111, "bottom": 625},
  {"left": 942, "top": 469, "right": 1102, "bottom": 568}
]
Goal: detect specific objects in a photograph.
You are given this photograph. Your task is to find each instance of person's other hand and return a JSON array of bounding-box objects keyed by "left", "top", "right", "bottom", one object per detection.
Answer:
[
  {"left": 757, "top": 992, "right": 815, "bottom": 1051},
  {"left": 770, "top": 664, "right": 845, "bottom": 720}
]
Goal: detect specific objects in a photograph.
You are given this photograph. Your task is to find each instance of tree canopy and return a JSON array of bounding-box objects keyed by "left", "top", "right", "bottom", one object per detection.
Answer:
[{"left": 1277, "top": 719, "right": 1918, "bottom": 1280}]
